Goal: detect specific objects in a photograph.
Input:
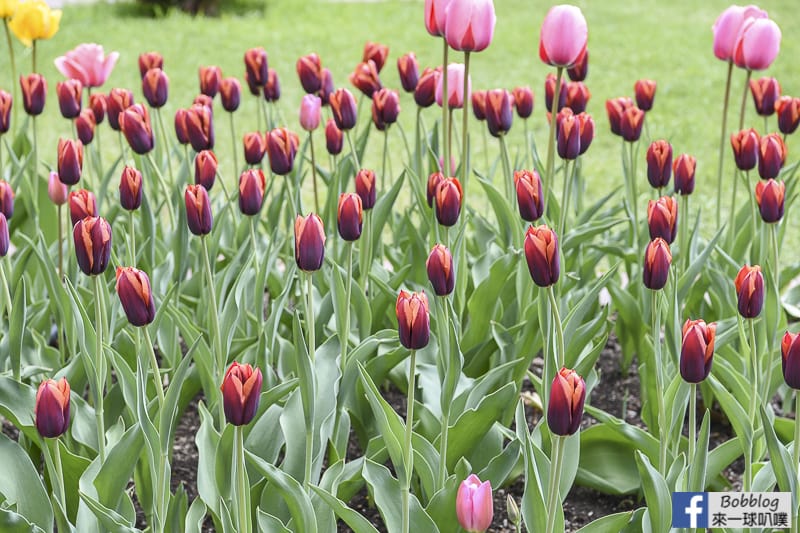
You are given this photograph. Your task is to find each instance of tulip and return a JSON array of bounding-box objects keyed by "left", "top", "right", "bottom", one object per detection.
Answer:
[
  {"left": 647, "top": 196, "right": 678, "bottom": 244},
  {"left": 427, "top": 171, "right": 445, "bottom": 208},
  {"left": 371, "top": 88, "right": 400, "bottom": 131},
  {"left": 244, "top": 47, "right": 269, "bottom": 90},
  {"left": 138, "top": 51, "right": 163, "bottom": 79},
  {"left": 524, "top": 225, "right": 559, "bottom": 287},
  {"left": 456, "top": 474, "right": 493, "bottom": 533},
  {"left": 567, "top": 49, "right": 588, "bottom": 81},
  {"left": 190, "top": 150, "right": 217, "bottom": 190},
  {"left": 35, "top": 378, "right": 70, "bottom": 438},
  {"left": 294, "top": 213, "right": 325, "bottom": 272},
  {"left": 730, "top": 128, "right": 759, "bottom": 171},
  {"left": 757, "top": 132, "right": 786, "bottom": 179},
  {"left": 749, "top": 77, "right": 780, "bottom": 116},
  {"left": 436, "top": 63, "right": 470, "bottom": 109},
  {"left": 239, "top": 132, "right": 264, "bottom": 167},
  {"left": 142, "top": 68, "right": 168, "bottom": 109},
  {"left": 396, "top": 290, "right": 430, "bottom": 350},
  {"left": 330, "top": 88, "right": 358, "bottom": 131},
  {"left": 363, "top": 41, "right": 389, "bottom": 73},
  {"left": 733, "top": 17, "right": 781, "bottom": 71},
  {"left": 680, "top": 319, "right": 716, "bottom": 383},
  {"left": 634, "top": 79, "right": 657, "bottom": 112},
  {"left": 485, "top": 89, "right": 513, "bottom": 137},
  {"left": 319, "top": 68, "right": 334, "bottom": 106},
  {"left": 266, "top": 127, "right": 299, "bottom": 175},
  {"left": 426, "top": 243, "right": 454, "bottom": 296},
  {"left": 565, "top": 81, "right": 590, "bottom": 114},
  {"left": 119, "top": 166, "right": 143, "bottom": 211},
  {"left": 54, "top": 43, "right": 117, "bottom": 89},
  {"left": 48, "top": 171, "right": 68, "bottom": 206},
  {"left": 755, "top": 178, "right": 785, "bottom": 223},
  {"left": 325, "top": 119, "right": 343, "bottom": 156},
  {"left": 435, "top": 177, "right": 463, "bottom": 227},
  {"left": 89, "top": 92, "right": 105, "bottom": 123},
  {"left": 539, "top": 5, "right": 588, "bottom": 68},
  {"left": 605, "top": 97, "right": 633, "bottom": 136},
  {"left": 115, "top": 267, "right": 155, "bottom": 327},
  {"left": 713, "top": 5, "right": 767, "bottom": 61},
  {"left": 576, "top": 112, "right": 594, "bottom": 155},
  {"left": 185, "top": 103, "right": 214, "bottom": 152},
  {"left": 415, "top": 67, "right": 440, "bottom": 108},
  {"left": 776, "top": 96, "right": 800, "bottom": 135},
  {"left": 76, "top": 108, "right": 95, "bottom": 145},
  {"left": 56, "top": 79, "right": 82, "bottom": 119},
  {"left": 646, "top": 140, "right": 672, "bottom": 189},
  {"left": 350, "top": 60, "right": 382, "bottom": 99},
  {"left": 439, "top": 155, "right": 457, "bottom": 176},
  {"left": 0, "top": 180, "right": 13, "bottom": 219},
  {"left": 356, "top": 169, "right": 377, "bottom": 209},
  {"left": 556, "top": 108, "right": 580, "bottom": 160},
  {"left": 397, "top": 52, "right": 419, "bottom": 93},
  {"left": 69, "top": 189, "right": 96, "bottom": 226},
  {"left": 73, "top": 216, "right": 111, "bottom": 276},
  {"left": 185, "top": 184, "right": 212, "bottom": 236},
  {"left": 444, "top": 0, "right": 496, "bottom": 53},
  {"left": 337, "top": 193, "right": 363, "bottom": 241},
  {"left": 235, "top": 168, "right": 266, "bottom": 216},
  {"left": 515, "top": 170, "right": 544, "bottom": 222},
  {"left": 512, "top": 86, "right": 533, "bottom": 119},
  {"left": 220, "top": 362, "right": 263, "bottom": 426},
  {"left": 424, "top": 0, "right": 450, "bottom": 37},
  {"left": 643, "top": 238, "right": 671, "bottom": 291},
  {"left": 57, "top": 138, "right": 83, "bottom": 186},
  {"left": 673, "top": 154, "right": 697, "bottom": 195},
  {"left": 264, "top": 68, "right": 281, "bottom": 102},
  {"left": 174, "top": 108, "right": 189, "bottom": 145},
  {"left": 620, "top": 106, "right": 645, "bottom": 142},
  {"left": 198, "top": 65, "right": 221, "bottom": 98},
  {"left": 545, "top": 73, "right": 567, "bottom": 114},
  {"left": 547, "top": 367, "right": 585, "bottom": 436},
  {"left": 299, "top": 94, "right": 322, "bottom": 132},
  {"left": 735, "top": 264, "right": 764, "bottom": 318},
  {"left": 119, "top": 104, "right": 154, "bottom": 155},
  {"left": 8, "top": 0, "right": 60, "bottom": 47},
  {"left": 219, "top": 77, "right": 241, "bottom": 112},
  {"left": 106, "top": 88, "right": 133, "bottom": 131},
  {"left": 0, "top": 213, "right": 8, "bottom": 257},
  {"left": 20, "top": 73, "right": 45, "bottom": 116},
  {"left": 0, "top": 90, "right": 11, "bottom": 133},
  {"left": 781, "top": 332, "right": 800, "bottom": 389},
  {"left": 296, "top": 53, "right": 323, "bottom": 94},
  {"left": 0, "top": 0, "right": 17, "bottom": 20},
  {"left": 471, "top": 90, "right": 487, "bottom": 120}
]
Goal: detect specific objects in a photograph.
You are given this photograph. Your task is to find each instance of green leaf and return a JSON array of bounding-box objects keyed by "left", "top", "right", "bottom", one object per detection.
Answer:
[
  {"left": 256, "top": 509, "right": 291, "bottom": 533},
  {"left": 576, "top": 511, "right": 635, "bottom": 533},
  {"left": 516, "top": 402, "right": 547, "bottom": 533},
  {"left": 475, "top": 173, "right": 517, "bottom": 248},
  {"left": 8, "top": 278, "right": 25, "bottom": 379},
  {"left": 708, "top": 375, "right": 752, "bottom": 448},
  {"left": 688, "top": 410, "right": 710, "bottom": 492},
  {"left": 370, "top": 170, "right": 405, "bottom": 254},
  {"left": 309, "top": 486, "right": 380, "bottom": 533},
  {"left": 760, "top": 405, "right": 795, "bottom": 494},
  {"left": 0, "top": 432, "right": 53, "bottom": 532},
  {"left": 361, "top": 459, "right": 439, "bottom": 533},
  {"left": 635, "top": 451, "right": 671, "bottom": 533}
]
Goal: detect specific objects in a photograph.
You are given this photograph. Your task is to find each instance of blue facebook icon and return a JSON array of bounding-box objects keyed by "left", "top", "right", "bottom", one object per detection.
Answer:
[{"left": 672, "top": 492, "right": 708, "bottom": 528}]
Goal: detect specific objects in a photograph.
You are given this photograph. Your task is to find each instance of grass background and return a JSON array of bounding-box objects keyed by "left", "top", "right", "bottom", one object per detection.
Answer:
[{"left": 5, "top": 0, "right": 800, "bottom": 234}]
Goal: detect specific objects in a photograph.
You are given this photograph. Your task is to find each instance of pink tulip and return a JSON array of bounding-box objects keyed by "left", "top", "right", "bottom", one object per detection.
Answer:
[
  {"left": 444, "top": 0, "right": 496, "bottom": 53},
  {"left": 733, "top": 17, "right": 781, "bottom": 71},
  {"left": 424, "top": 0, "right": 451, "bottom": 37},
  {"left": 299, "top": 94, "right": 321, "bottom": 131},
  {"left": 54, "top": 43, "right": 119, "bottom": 88},
  {"left": 48, "top": 171, "right": 68, "bottom": 206},
  {"left": 539, "top": 5, "right": 588, "bottom": 68},
  {"left": 712, "top": 5, "right": 767, "bottom": 61},
  {"left": 456, "top": 474, "right": 493, "bottom": 532},
  {"left": 435, "top": 63, "right": 471, "bottom": 109}
]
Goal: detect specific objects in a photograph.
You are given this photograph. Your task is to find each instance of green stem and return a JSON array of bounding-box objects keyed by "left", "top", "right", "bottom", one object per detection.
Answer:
[
  {"left": 716, "top": 64, "right": 734, "bottom": 229},
  {"left": 401, "top": 349, "right": 417, "bottom": 533},
  {"left": 738, "top": 70, "right": 752, "bottom": 131},
  {"left": 544, "top": 435, "right": 566, "bottom": 533},
  {"left": 442, "top": 39, "right": 450, "bottom": 181},
  {"left": 3, "top": 20, "right": 17, "bottom": 136},
  {"left": 309, "top": 132, "right": 320, "bottom": 214},
  {"left": 523, "top": 118, "right": 531, "bottom": 168},
  {"left": 0, "top": 259, "right": 10, "bottom": 325},
  {"left": 154, "top": 451, "right": 168, "bottom": 533},
  {"left": 652, "top": 290, "right": 667, "bottom": 474},
  {"left": 304, "top": 414, "right": 313, "bottom": 490},
  {"left": 483, "top": 121, "right": 490, "bottom": 171},
  {"left": 236, "top": 426, "right": 250, "bottom": 533},
  {"left": 201, "top": 236, "right": 225, "bottom": 423},
  {"left": 499, "top": 133, "right": 513, "bottom": 204},
  {"left": 146, "top": 152, "right": 175, "bottom": 227},
  {"left": 32, "top": 115, "right": 38, "bottom": 223},
  {"left": 346, "top": 129, "right": 361, "bottom": 171},
  {"left": 630, "top": 141, "right": 639, "bottom": 252},
  {"left": 558, "top": 159, "right": 572, "bottom": 240},
  {"left": 129, "top": 210, "right": 136, "bottom": 265},
  {"left": 305, "top": 272, "right": 315, "bottom": 363},
  {"left": 155, "top": 108, "right": 175, "bottom": 187},
  {"left": 381, "top": 129, "right": 389, "bottom": 192},
  {"left": 746, "top": 317, "right": 759, "bottom": 492},
  {"left": 680, "top": 194, "right": 689, "bottom": 273},
  {"left": 688, "top": 383, "right": 696, "bottom": 489},
  {"left": 460, "top": 51, "right": 471, "bottom": 196},
  {"left": 143, "top": 327, "right": 165, "bottom": 408},
  {"left": 547, "top": 285, "right": 565, "bottom": 369},
  {"left": 544, "top": 67, "right": 563, "bottom": 215},
  {"left": 31, "top": 40, "right": 36, "bottom": 73},
  {"left": 415, "top": 106, "right": 422, "bottom": 185},
  {"left": 341, "top": 242, "right": 354, "bottom": 373},
  {"left": 42, "top": 438, "right": 66, "bottom": 523},
  {"left": 93, "top": 275, "right": 106, "bottom": 461},
  {"left": 436, "top": 296, "right": 452, "bottom": 491},
  {"left": 793, "top": 392, "right": 800, "bottom": 533},
  {"left": 229, "top": 112, "right": 239, "bottom": 176}
]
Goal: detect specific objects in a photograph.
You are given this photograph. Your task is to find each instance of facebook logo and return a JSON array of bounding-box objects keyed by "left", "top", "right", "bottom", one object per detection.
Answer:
[{"left": 672, "top": 492, "right": 708, "bottom": 528}]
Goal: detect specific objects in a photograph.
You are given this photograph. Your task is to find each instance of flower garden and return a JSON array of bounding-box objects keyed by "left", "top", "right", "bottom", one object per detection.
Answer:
[{"left": 0, "top": 0, "right": 799, "bottom": 531}]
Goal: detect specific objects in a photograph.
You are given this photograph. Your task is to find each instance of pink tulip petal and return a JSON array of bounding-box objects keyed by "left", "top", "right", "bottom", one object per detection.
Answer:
[{"left": 540, "top": 5, "right": 588, "bottom": 68}]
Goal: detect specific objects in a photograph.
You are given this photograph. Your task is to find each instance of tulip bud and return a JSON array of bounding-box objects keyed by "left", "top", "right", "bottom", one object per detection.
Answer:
[
  {"left": 48, "top": 172, "right": 68, "bottom": 206},
  {"left": 244, "top": 47, "right": 268, "bottom": 91},
  {"left": 337, "top": 193, "right": 363, "bottom": 241},
  {"left": 426, "top": 244, "right": 454, "bottom": 296},
  {"left": 56, "top": 138, "right": 83, "bottom": 186},
  {"left": 221, "top": 362, "right": 263, "bottom": 426},
  {"left": 185, "top": 185, "right": 213, "bottom": 236},
  {"left": 20, "top": 73, "right": 46, "bottom": 116},
  {"left": 749, "top": 77, "right": 780, "bottom": 117},
  {"left": 755, "top": 179, "right": 785, "bottom": 223},
  {"left": 56, "top": 79, "right": 82, "bottom": 119},
  {"left": 539, "top": 5, "right": 588, "bottom": 68},
  {"left": 782, "top": 332, "right": 800, "bottom": 389},
  {"left": 512, "top": 86, "right": 533, "bottom": 119},
  {"left": 567, "top": 49, "right": 588, "bottom": 81},
  {"left": 436, "top": 63, "right": 470, "bottom": 109},
  {"left": 776, "top": 96, "right": 800, "bottom": 136},
  {"left": 243, "top": 132, "right": 266, "bottom": 166},
  {"left": 643, "top": 238, "right": 671, "bottom": 290},
  {"left": 120, "top": 104, "right": 154, "bottom": 155},
  {"left": 363, "top": 41, "right": 389, "bottom": 73},
  {"left": 296, "top": 53, "right": 323, "bottom": 94},
  {"left": 730, "top": 128, "right": 759, "bottom": 171},
  {"left": 219, "top": 77, "right": 241, "bottom": 113},
  {"left": 565, "top": 81, "right": 590, "bottom": 114},
  {"left": 426, "top": 171, "right": 444, "bottom": 209},
  {"left": 76, "top": 108, "right": 96, "bottom": 145},
  {"left": 264, "top": 68, "right": 281, "bottom": 102},
  {"left": 35, "top": 378, "right": 70, "bottom": 438},
  {"left": 544, "top": 73, "right": 567, "bottom": 114},
  {"left": 396, "top": 290, "right": 430, "bottom": 350},
  {"left": 73, "top": 216, "right": 112, "bottom": 276},
  {"left": 444, "top": 0, "right": 496, "bottom": 53},
  {"left": 69, "top": 189, "right": 96, "bottom": 226},
  {"left": 514, "top": 170, "right": 544, "bottom": 222},
  {"left": 372, "top": 88, "right": 400, "bottom": 131},
  {"left": 325, "top": 119, "right": 343, "bottom": 156},
  {"left": 330, "top": 88, "right": 358, "bottom": 131},
  {"left": 318, "top": 68, "right": 334, "bottom": 106},
  {"left": 634, "top": 79, "right": 657, "bottom": 112},
  {"left": 238, "top": 169, "right": 266, "bottom": 216},
  {"left": 507, "top": 495, "right": 520, "bottom": 526},
  {"left": 0, "top": 180, "right": 13, "bottom": 220},
  {"left": 88, "top": 92, "right": 106, "bottom": 124},
  {"left": 115, "top": 267, "right": 156, "bottom": 327},
  {"left": 732, "top": 18, "right": 782, "bottom": 71},
  {"left": 547, "top": 367, "right": 586, "bottom": 436},
  {"left": 106, "top": 88, "right": 133, "bottom": 131},
  {"left": 576, "top": 112, "right": 594, "bottom": 155},
  {"left": 142, "top": 68, "right": 168, "bottom": 108},
  {"left": 185, "top": 103, "right": 215, "bottom": 152},
  {"left": 485, "top": 89, "right": 513, "bottom": 138},
  {"left": 119, "top": 166, "right": 143, "bottom": 211},
  {"left": 0, "top": 213, "right": 7, "bottom": 257},
  {"left": 472, "top": 90, "right": 487, "bottom": 121},
  {"left": 299, "top": 94, "right": 322, "bottom": 132},
  {"left": 397, "top": 52, "right": 419, "bottom": 93},
  {"left": 647, "top": 196, "right": 678, "bottom": 244},
  {"left": 673, "top": 154, "right": 696, "bottom": 195},
  {"left": 605, "top": 97, "right": 633, "bottom": 136},
  {"left": 524, "top": 225, "right": 559, "bottom": 287},
  {"left": 193, "top": 150, "right": 217, "bottom": 190},
  {"left": 758, "top": 133, "right": 787, "bottom": 180},
  {"left": 355, "top": 169, "right": 377, "bottom": 209},
  {"left": 435, "top": 177, "right": 463, "bottom": 227},
  {"left": 294, "top": 213, "right": 325, "bottom": 272},
  {"left": 266, "top": 127, "right": 300, "bottom": 176},
  {"left": 556, "top": 108, "right": 580, "bottom": 160},
  {"left": 456, "top": 474, "right": 493, "bottom": 533},
  {"left": 414, "top": 67, "right": 439, "bottom": 108},
  {"left": 174, "top": 108, "right": 189, "bottom": 145},
  {"left": 646, "top": 140, "right": 672, "bottom": 189},
  {"left": 0, "top": 90, "right": 11, "bottom": 133},
  {"left": 198, "top": 65, "right": 221, "bottom": 98},
  {"left": 620, "top": 106, "right": 645, "bottom": 142},
  {"left": 138, "top": 51, "right": 163, "bottom": 79},
  {"left": 680, "top": 319, "right": 717, "bottom": 383},
  {"left": 350, "top": 60, "right": 382, "bottom": 99},
  {"left": 735, "top": 265, "right": 764, "bottom": 319}
]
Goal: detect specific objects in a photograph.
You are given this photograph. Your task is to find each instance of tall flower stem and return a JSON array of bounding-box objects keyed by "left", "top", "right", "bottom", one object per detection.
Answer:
[
  {"left": 381, "top": 129, "right": 389, "bottom": 192},
  {"left": 547, "top": 285, "right": 565, "bottom": 369},
  {"left": 688, "top": 382, "right": 697, "bottom": 486},
  {"left": 235, "top": 426, "right": 250, "bottom": 533},
  {"left": 309, "top": 131, "right": 320, "bottom": 214},
  {"left": 401, "top": 349, "right": 417, "bottom": 533},
  {"left": 42, "top": 438, "right": 66, "bottom": 520},
  {"left": 629, "top": 141, "right": 639, "bottom": 252},
  {"left": 304, "top": 272, "right": 315, "bottom": 363},
  {"left": 498, "top": 133, "right": 513, "bottom": 203},
  {"left": 57, "top": 204, "right": 64, "bottom": 279},
  {"left": 544, "top": 67, "right": 564, "bottom": 212},
  {"left": 31, "top": 115, "right": 38, "bottom": 223},
  {"left": 201, "top": 236, "right": 225, "bottom": 424},
  {"left": 651, "top": 290, "right": 667, "bottom": 474},
  {"left": 793, "top": 391, "right": 800, "bottom": 533},
  {"left": 128, "top": 210, "right": 136, "bottom": 265},
  {"left": 558, "top": 159, "right": 572, "bottom": 240},
  {"left": 340, "top": 242, "right": 354, "bottom": 373},
  {"left": 31, "top": 40, "right": 36, "bottom": 73},
  {"left": 303, "top": 273, "right": 316, "bottom": 491},
  {"left": 92, "top": 275, "right": 106, "bottom": 461},
  {"left": 680, "top": 194, "right": 689, "bottom": 273},
  {"left": 460, "top": 51, "right": 471, "bottom": 196},
  {"left": 544, "top": 434, "right": 566, "bottom": 533},
  {"left": 415, "top": 106, "right": 423, "bottom": 184},
  {"left": 442, "top": 39, "right": 450, "bottom": 178},
  {"left": 146, "top": 153, "right": 174, "bottom": 226},
  {"left": 744, "top": 316, "right": 759, "bottom": 491},
  {"left": 3, "top": 20, "right": 16, "bottom": 135},
  {"left": 229, "top": 112, "right": 239, "bottom": 176},
  {"left": 523, "top": 118, "right": 531, "bottom": 167},
  {"left": 716, "top": 62, "right": 733, "bottom": 229},
  {"left": 154, "top": 108, "right": 174, "bottom": 186},
  {"left": 435, "top": 297, "right": 452, "bottom": 491},
  {"left": 346, "top": 129, "right": 361, "bottom": 171},
  {"left": 143, "top": 327, "right": 165, "bottom": 408}
]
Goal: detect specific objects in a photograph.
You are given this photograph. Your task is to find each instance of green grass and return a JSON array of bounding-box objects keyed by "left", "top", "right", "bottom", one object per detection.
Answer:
[{"left": 4, "top": 0, "right": 800, "bottom": 234}]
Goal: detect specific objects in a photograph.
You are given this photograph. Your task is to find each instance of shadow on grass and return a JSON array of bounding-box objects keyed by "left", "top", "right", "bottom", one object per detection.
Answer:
[{"left": 112, "top": 0, "right": 267, "bottom": 18}]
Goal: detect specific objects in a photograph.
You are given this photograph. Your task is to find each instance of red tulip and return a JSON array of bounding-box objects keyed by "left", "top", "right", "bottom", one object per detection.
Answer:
[
  {"left": 57, "top": 138, "right": 83, "bottom": 186},
  {"left": 35, "top": 378, "right": 70, "bottom": 438},
  {"left": 296, "top": 53, "right": 323, "bottom": 94},
  {"left": 547, "top": 367, "right": 585, "bottom": 436},
  {"left": 730, "top": 128, "right": 760, "bottom": 171},
  {"left": 749, "top": 77, "right": 780, "bottom": 116},
  {"left": 294, "top": 214, "right": 326, "bottom": 272},
  {"left": 755, "top": 179, "right": 785, "bottom": 223},
  {"left": 435, "top": 177, "right": 463, "bottom": 227},
  {"left": 544, "top": 73, "right": 567, "bottom": 114},
  {"left": 680, "top": 319, "right": 716, "bottom": 383},
  {"left": 142, "top": 68, "right": 169, "bottom": 108},
  {"left": 244, "top": 47, "right": 269, "bottom": 90},
  {"left": 56, "top": 79, "right": 82, "bottom": 119},
  {"left": 119, "top": 166, "right": 143, "bottom": 211},
  {"left": 567, "top": 49, "right": 588, "bottom": 81},
  {"left": 325, "top": 119, "right": 343, "bottom": 156},
  {"left": 319, "top": 68, "right": 334, "bottom": 106},
  {"left": 350, "top": 60, "right": 382, "bottom": 99},
  {"left": 106, "top": 88, "right": 133, "bottom": 131},
  {"left": 565, "top": 81, "right": 590, "bottom": 114},
  {"left": 238, "top": 169, "right": 266, "bottom": 216},
  {"left": 220, "top": 77, "right": 241, "bottom": 112},
  {"left": 363, "top": 41, "right": 389, "bottom": 73},
  {"left": 76, "top": 108, "right": 96, "bottom": 145},
  {"left": 514, "top": 170, "right": 544, "bottom": 222},
  {"left": 115, "top": 267, "right": 156, "bottom": 327},
  {"left": 221, "top": 362, "right": 263, "bottom": 426},
  {"left": 119, "top": 104, "right": 154, "bottom": 155},
  {"left": 185, "top": 184, "right": 213, "bottom": 236},
  {"left": 337, "top": 193, "right": 363, "bottom": 241},
  {"left": 643, "top": 238, "right": 671, "bottom": 291},
  {"left": 397, "top": 52, "right": 419, "bottom": 93},
  {"left": 330, "top": 88, "right": 358, "bottom": 131},
  {"left": 185, "top": 103, "right": 215, "bottom": 152},
  {"left": 414, "top": 67, "right": 439, "bottom": 108},
  {"left": 371, "top": 88, "right": 400, "bottom": 131},
  {"left": 69, "top": 189, "right": 96, "bottom": 226},
  {"left": 198, "top": 65, "right": 222, "bottom": 98},
  {"left": 356, "top": 169, "right": 377, "bottom": 209},
  {"left": 524, "top": 225, "right": 559, "bottom": 287},
  {"left": 485, "top": 89, "right": 513, "bottom": 137},
  {"left": 672, "top": 154, "right": 697, "bottom": 196},
  {"left": 396, "top": 290, "right": 430, "bottom": 350},
  {"left": 512, "top": 86, "right": 533, "bottom": 119},
  {"left": 266, "top": 127, "right": 300, "bottom": 176},
  {"left": 0, "top": 90, "right": 11, "bottom": 133},
  {"left": 605, "top": 97, "right": 633, "bottom": 136},
  {"left": 620, "top": 106, "right": 645, "bottom": 142},
  {"left": 73, "top": 216, "right": 112, "bottom": 276},
  {"left": 174, "top": 108, "right": 189, "bottom": 145},
  {"left": 0, "top": 213, "right": 7, "bottom": 257},
  {"left": 735, "top": 265, "right": 764, "bottom": 319},
  {"left": 138, "top": 51, "right": 163, "bottom": 79},
  {"left": 556, "top": 108, "right": 580, "bottom": 160},
  {"left": 634, "top": 79, "right": 657, "bottom": 112},
  {"left": 0, "top": 180, "right": 12, "bottom": 220},
  {"left": 576, "top": 112, "right": 594, "bottom": 155},
  {"left": 194, "top": 150, "right": 218, "bottom": 190},
  {"left": 776, "top": 96, "right": 800, "bottom": 135},
  {"left": 647, "top": 196, "right": 678, "bottom": 244},
  {"left": 20, "top": 73, "right": 46, "bottom": 116},
  {"left": 243, "top": 132, "right": 266, "bottom": 166},
  {"left": 471, "top": 90, "right": 487, "bottom": 120},
  {"left": 89, "top": 92, "right": 106, "bottom": 124},
  {"left": 427, "top": 171, "right": 445, "bottom": 208},
  {"left": 758, "top": 133, "right": 786, "bottom": 180},
  {"left": 264, "top": 68, "right": 281, "bottom": 102},
  {"left": 426, "top": 244, "right": 454, "bottom": 296},
  {"left": 781, "top": 332, "right": 800, "bottom": 389},
  {"left": 646, "top": 140, "right": 672, "bottom": 189}
]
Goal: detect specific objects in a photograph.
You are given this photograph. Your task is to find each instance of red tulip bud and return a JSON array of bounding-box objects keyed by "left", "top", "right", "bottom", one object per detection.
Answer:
[
  {"left": 524, "top": 225, "right": 560, "bottom": 287},
  {"left": 355, "top": 169, "right": 377, "bottom": 209},
  {"left": 576, "top": 112, "right": 594, "bottom": 155},
  {"left": 120, "top": 104, "right": 154, "bottom": 155},
  {"left": 396, "top": 290, "right": 430, "bottom": 350},
  {"left": 680, "top": 319, "right": 716, "bottom": 383},
  {"left": 749, "top": 77, "right": 780, "bottom": 117},
  {"left": 471, "top": 90, "right": 487, "bottom": 121},
  {"left": 318, "top": 68, "right": 334, "bottom": 106},
  {"left": 330, "top": 88, "right": 358, "bottom": 131},
  {"left": 397, "top": 52, "right": 419, "bottom": 93},
  {"left": 243, "top": 132, "right": 266, "bottom": 166},
  {"left": 414, "top": 67, "right": 439, "bottom": 108},
  {"left": 89, "top": 92, "right": 106, "bottom": 124},
  {"left": 643, "top": 238, "right": 671, "bottom": 290},
  {"left": 435, "top": 177, "right": 463, "bottom": 227},
  {"left": 427, "top": 171, "right": 444, "bottom": 208},
  {"left": 758, "top": 133, "right": 787, "bottom": 180},
  {"left": 264, "top": 68, "right": 281, "bottom": 102},
  {"left": 73, "top": 216, "right": 112, "bottom": 276},
  {"left": 565, "top": 81, "right": 590, "bottom": 114},
  {"left": 605, "top": 97, "right": 633, "bottom": 136},
  {"left": 325, "top": 119, "right": 343, "bottom": 156},
  {"left": 57, "top": 138, "right": 83, "bottom": 185},
  {"left": 371, "top": 88, "right": 400, "bottom": 131},
  {"left": 174, "top": 108, "right": 189, "bottom": 145},
  {"left": 244, "top": 47, "right": 269, "bottom": 92},
  {"left": 544, "top": 72, "right": 567, "bottom": 114},
  {"left": 220, "top": 77, "right": 241, "bottom": 112},
  {"left": 735, "top": 265, "right": 764, "bottom": 319},
  {"left": 35, "top": 378, "right": 70, "bottom": 438},
  {"left": 56, "top": 79, "right": 82, "bottom": 119},
  {"left": 266, "top": 127, "right": 300, "bottom": 175},
  {"left": 0, "top": 213, "right": 7, "bottom": 257},
  {"left": 730, "top": 128, "right": 759, "bottom": 171},
  {"left": 294, "top": 214, "right": 326, "bottom": 272},
  {"left": 0, "top": 90, "right": 12, "bottom": 133},
  {"left": 646, "top": 140, "right": 672, "bottom": 189},
  {"left": 337, "top": 193, "right": 363, "bottom": 241},
  {"left": 647, "top": 196, "right": 678, "bottom": 244},
  {"left": 512, "top": 86, "right": 533, "bottom": 119},
  {"left": 634, "top": 79, "right": 657, "bottom": 112},
  {"left": 363, "top": 41, "right": 389, "bottom": 73},
  {"left": 185, "top": 184, "right": 213, "bottom": 236},
  {"left": 776, "top": 96, "right": 800, "bottom": 136},
  {"left": 426, "top": 244, "right": 454, "bottom": 296},
  {"left": 221, "top": 362, "right": 263, "bottom": 426},
  {"left": 69, "top": 189, "right": 96, "bottom": 226},
  {"left": 115, "top": 267, "right": 156, "bottom": 327},
  {"left": 119, "top": 166, "right": 143, "bottom": 211},
  {"left": 296, "top": 53, "right": 323, "bottom": 94},
  {"left": 138, "top": 51, "right": 163, "bottom": 79},
  {"left": 673, "top": 154, "right": 696, "bottom": 195},
  {"left": 620, "top": 106, "right": 645, "bottom": 142},
  {"left": 142, "top": 68, "right": 169, "bottom": 108},
  {"left": 20, "top": 73, "right": 46, "bottom": 116},
  {"left": 567, "top": 49, "right": 589, "bottom": 81},
  {"left": 782, "top": 332, "right": 800, "bottom": 389},
  {"left": 76, "top": 108, "right": 96, "bottom": 145},
  {"left": 350, "top": 60, "right": 382, "bottom": 99},
  {"left": 556, "top": 108, "right": 580, "bottom": 160},
  {"left": 0, "top": 180, "right": 13, "bottom": 220},
  {"left": 194, "top": 150, "right": 218, "bottom": 190},
  {"left": 755, "top": 179, "right": 785, "bottom": 223},
  {"left": 185, "top": 104, "right": 215, "bottom": 152},
  {"left": 106, "top": 88, "right": 134, "bottom": 131},
  {"left": 238, "top": 169, "right": 266, "bottom": 216},
  {"left": 547, "top": 367, "right": 585, "bottom": 436},
  {"left": 485, "top": 89, "right": 513, "bottom": 138},
  {"left": 514, "top": 170, "right": 544, "bottom": 222},
  {"left": 198, "top": 65, "right": 221, "bottom": 98}
]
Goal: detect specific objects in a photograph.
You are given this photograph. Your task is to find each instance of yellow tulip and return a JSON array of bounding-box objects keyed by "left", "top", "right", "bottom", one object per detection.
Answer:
[
  {"left": 0, "top": 0, "right": 18, "bottom": 20},
  {"left": 8, "top": 0, "right": 60, "bottom": 47}
]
